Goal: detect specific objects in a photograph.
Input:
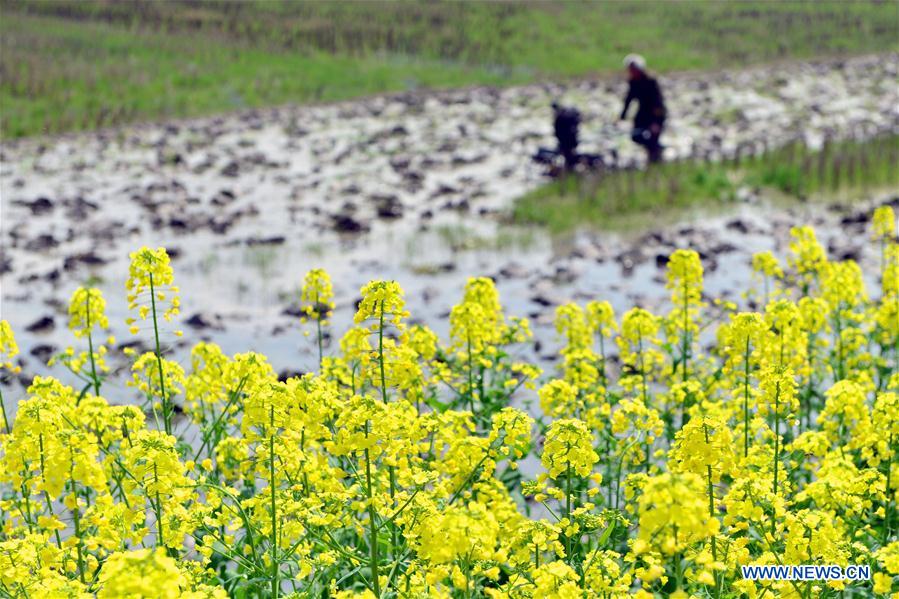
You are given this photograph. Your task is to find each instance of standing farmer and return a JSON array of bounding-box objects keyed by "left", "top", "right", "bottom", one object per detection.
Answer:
[{"left": 620, "top": 54, "right": 667, "bottom": 163}]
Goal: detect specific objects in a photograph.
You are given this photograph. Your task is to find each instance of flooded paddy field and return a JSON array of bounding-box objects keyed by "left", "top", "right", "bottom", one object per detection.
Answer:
[{"left": 2, "top": 53, "right": 898, "bottom": 407}]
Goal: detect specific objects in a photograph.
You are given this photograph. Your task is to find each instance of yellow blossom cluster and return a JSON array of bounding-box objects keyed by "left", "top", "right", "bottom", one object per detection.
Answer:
[
  {"left": 1, "top": 213, "right": 898, "bottom": 597},
  {"left": 125, "top": 246, "right": 181, "bottom": 334}
]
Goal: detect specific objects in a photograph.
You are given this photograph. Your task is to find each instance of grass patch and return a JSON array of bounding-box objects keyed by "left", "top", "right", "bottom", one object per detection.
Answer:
[
  {"left": 514, "top": 134, "right": 899, "bottom": 232},
  {"left": 1, "top": 0, "right": 897, "bottom": 138}
]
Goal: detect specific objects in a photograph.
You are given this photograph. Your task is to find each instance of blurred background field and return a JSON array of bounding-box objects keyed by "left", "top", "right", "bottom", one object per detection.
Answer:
[
  {"left": 1, "top": 0, "right": 897, "bottom": 138},
  {"left": 515, "top": 133, "right": 899, "bottom": 231}
]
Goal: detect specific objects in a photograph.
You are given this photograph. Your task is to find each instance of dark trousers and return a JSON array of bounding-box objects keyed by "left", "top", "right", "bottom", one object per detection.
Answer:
[
  {"left": 631, "top": 123, "right": 663, "bottom": 163},
  {"left": 558, "top": 136, "right": 578, "bottom": 169}
]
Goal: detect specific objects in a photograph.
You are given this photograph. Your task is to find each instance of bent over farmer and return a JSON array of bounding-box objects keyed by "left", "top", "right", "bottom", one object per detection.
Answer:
[
  {"left": 620, "top": 54, "right": 667, "bottom": 164},
  {"left": 552, "top": 102, "right": 581, "bottom": 170}
]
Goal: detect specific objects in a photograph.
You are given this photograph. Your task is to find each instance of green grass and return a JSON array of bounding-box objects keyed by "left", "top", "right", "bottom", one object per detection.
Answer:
[
  {"left": 513, "top": 134, "right": 899, "bottom": 232},
  {"left": 2, "top": 0, "right": 897, "bottom": 138}
]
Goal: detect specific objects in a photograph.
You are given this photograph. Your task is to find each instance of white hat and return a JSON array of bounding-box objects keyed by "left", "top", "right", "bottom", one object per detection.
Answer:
[{"left": 623, "top": 54, "right": 646, "bottom": 71}]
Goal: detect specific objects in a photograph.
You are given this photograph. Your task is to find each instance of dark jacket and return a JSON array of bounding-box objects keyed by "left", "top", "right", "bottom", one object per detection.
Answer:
[
  {"left": 621, "top": 76, "right": 666, "bottom": 128},
  {"left": 553, "top": 106, "right": 580, "bottom": 154}
]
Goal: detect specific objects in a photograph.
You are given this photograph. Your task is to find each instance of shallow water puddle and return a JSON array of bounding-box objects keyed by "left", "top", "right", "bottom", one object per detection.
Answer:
[{"left": 1, "top": 54, "right": 897, "bottom": 412}]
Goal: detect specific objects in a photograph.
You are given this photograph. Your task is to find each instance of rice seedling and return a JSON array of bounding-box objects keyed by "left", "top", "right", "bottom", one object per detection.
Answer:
[{"left": 515, "top": 133, "right": 899, "bottom": 232}]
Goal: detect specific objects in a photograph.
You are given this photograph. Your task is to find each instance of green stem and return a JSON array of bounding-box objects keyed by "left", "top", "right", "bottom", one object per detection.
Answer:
[
  {"left": 704, "top": 428, "right": 718, "bottom": 597},
  {"left": 85, "top": 290, "right": 100, "bottom": 397},
  {"left": 638, "top": 333, "right": 648, "bottom": 405},
  {"left": 598, "top": 333, "right": 607, "bottom": 385},
  {"left": 70, "top": 448, "right": 86, "bottom": 584},
  {"left": 0, "top": 386, "right": 10, "bottom": 434},
  {"left": 565, "top": 462, "right": 573, "bottom": 564},
  {"left": 834, "top": 311, "right": 843, "bottom": 380},
  {"left": 886, "top": 431, "right": 894, "bottom": 543},
  {"left": 148, "top": 273, "right": 170, "bottom": 435},
  {"left": 364, "top": 440, "right": 380, "bottom": 596},
  {"left": 316, "top": 316, "right": 324, "bottom": 369},
  {"left": 772, "top": 380, "right": 781, "bottom": 536},
  {"left": 377, "top": 301, "right": 398, "bottom": 561},
  {"left": 613, "top": 450, "right": 624, "bottom": 510},
  {"left": 708, "top": 464, "right": 717, "bottom": 553},
  {"left": 38, "top": 429, "right": 62, "bottom": 549},
  {"left": 645, "top": 440, "right": 651, "bottom": 474},
  {"left": 743, "top": 336, "right": 751, "bottom": 457},
  {"left": 378, "top": 302, "right": 388, "bottom": 404},
  {"left": 20, "top": 477, "right": 34, "bottom": 533},
  {"left": 270, "top": 431, "right": 279, "bottom": 599},
  {"left": 153, "top": 463, "right": 164, "bottom": 547},
  {"left": 467, "top": 336, "right": 474, "bottom": 413},
  {"left": 673, "top": 525, "right": 682, "bottom": 590}
]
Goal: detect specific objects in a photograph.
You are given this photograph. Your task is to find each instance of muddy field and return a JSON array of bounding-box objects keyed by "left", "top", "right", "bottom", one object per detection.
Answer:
[{"left": 1, "top": 53, "right": 898, "bottom": 402}]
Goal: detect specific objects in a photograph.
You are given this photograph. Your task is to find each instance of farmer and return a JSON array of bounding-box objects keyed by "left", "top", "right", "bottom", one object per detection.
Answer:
[
  {"left": 552, "top": 102, "right": 581, "bottom": 169},
  {"left": 620, "top": 54, "right": 667, "bottom": 163}
]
